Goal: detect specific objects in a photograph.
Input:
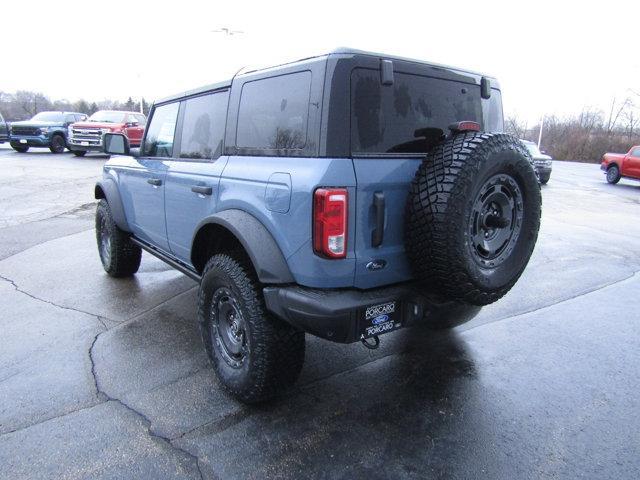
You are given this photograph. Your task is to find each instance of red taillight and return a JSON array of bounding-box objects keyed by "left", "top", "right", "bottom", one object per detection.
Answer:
[
  {"left": 313, "top": 188, "right": 348, "bottom": 259},
  {"left": 449, "top": 121, "right": 481, "bottom": 132}
]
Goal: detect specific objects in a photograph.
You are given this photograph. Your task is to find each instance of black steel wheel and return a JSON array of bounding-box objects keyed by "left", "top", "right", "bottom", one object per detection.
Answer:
[
  {"left": 468, "top": 174, "right": 523, "bottom": 269},
  {"left": 49, "top": 134, "right": 66, "bottom": 154},
  {"left": 198, "top": 252, "right": 305, "bottom": 404},
  {"left": 210, "top": 287, "right": 248, "bottom": 369},
  {"left": 406, "top": 132, "right": 541, "bottom": 306},
  {"left": 95, "top": 199, "right": 142, "bottom": 277}
]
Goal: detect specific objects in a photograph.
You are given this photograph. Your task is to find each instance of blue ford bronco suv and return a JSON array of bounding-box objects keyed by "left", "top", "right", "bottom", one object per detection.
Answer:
[{"left": 96, "top": 49, "right": 541, "bottom": 403}]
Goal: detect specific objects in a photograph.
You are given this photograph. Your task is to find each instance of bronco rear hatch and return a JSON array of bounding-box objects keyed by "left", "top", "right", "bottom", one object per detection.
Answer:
[{"left": 343, "top": 57, "right": 503, "bottom": 289}]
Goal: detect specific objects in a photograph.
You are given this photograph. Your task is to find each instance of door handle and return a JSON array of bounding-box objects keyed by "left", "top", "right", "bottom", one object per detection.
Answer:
[
  {"left": 147, "top": 178, "right": 162, "bottom": 186},
  {"left": 191, "top": 185, "right": 212, "bottom": 196},
  {"left": 371, "top": 192, "right": 385, "bottom": 247}
]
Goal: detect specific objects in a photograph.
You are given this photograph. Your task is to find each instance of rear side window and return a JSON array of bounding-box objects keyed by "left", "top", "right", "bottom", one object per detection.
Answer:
[
  {"left": 134, "top": 114, "right": 147, "bottom": 126},
  {"left": 236, "top": 71, "right": 311, "bottom": 150},
  {"left": 350, "top": 68, "right": 484, "bottom": 154},
  {"left": 179, "top": 91, "right": 228, "bottom": 160},
  {"left": 143, "top": 102, "right": 179, "bottom": 157}
]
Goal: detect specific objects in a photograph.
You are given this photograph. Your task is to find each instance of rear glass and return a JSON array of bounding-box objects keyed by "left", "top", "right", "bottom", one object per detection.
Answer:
[
  {"left": 351, "top": 68, "right": 501, "bottom": 154},
  {"left": 236, "top": 71, "right": 311, "bottom": 150}
]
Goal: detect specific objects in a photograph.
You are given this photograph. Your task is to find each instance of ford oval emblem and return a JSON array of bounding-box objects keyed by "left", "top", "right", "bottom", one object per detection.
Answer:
[
  {"left": 366, "top": 259, "right": 387, "bottom": 271},
  {"left": 372, "top": 314, "right": 389, "bottom": 325}
]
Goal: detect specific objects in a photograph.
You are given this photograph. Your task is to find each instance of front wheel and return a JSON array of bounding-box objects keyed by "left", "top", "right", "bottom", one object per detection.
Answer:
[
  {"left": 95, "top": 199, "right": 141, "bottom": 277},
  {"left": 606, "top": 165, "right": 621, "bottom": 184},
  {"left": 49, "top": 134, "right": 66, "bottom": 154},
  {"left": 198, "top": 253, "right": 305, "bottom": 404}
]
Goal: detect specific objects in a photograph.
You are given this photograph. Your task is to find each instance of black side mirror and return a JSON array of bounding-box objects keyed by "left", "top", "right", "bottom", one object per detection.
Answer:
[{"left": 104, "top": 133, "right": 130, "bottom": 155}]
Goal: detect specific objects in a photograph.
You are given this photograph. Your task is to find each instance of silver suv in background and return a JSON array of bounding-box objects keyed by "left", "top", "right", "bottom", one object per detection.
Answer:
[{"left": 522, "top": 140, "right": 553, "bottom": 184}]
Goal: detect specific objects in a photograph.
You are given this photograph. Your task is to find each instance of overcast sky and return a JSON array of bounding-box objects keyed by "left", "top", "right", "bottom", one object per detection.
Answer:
[{"left": 3, "top": 0, "right": 638, "bottom": 123}]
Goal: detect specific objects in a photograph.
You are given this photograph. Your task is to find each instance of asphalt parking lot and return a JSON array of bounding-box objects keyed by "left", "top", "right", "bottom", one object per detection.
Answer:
[{"left": 0, "top": 145, "right": 639, "bottom": 479}]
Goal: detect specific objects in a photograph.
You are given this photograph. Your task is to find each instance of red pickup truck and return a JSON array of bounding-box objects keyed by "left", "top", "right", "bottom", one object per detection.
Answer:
[
  {"left": 601, "top": 146, "right": 640, "bottom": 184},
  {"left": 67, "top": 110, "right": 146, "bottom": 157}
]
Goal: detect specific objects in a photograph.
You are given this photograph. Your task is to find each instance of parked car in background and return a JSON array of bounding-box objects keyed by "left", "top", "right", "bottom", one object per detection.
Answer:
[
  {"left": 0, "top": 112, "right": 8, "bottom": 143},
  {"left": 601, "top": 146, "right": 640, "bottom": 184},
  {"left": 68, "top": 110, "right": 146, "bottom": 156},
  {"left": 9, "top": 111, "right": 87, "bottom": 153},
  {"left": 521, "top": 140, "right": 553, "bottom": 184}
]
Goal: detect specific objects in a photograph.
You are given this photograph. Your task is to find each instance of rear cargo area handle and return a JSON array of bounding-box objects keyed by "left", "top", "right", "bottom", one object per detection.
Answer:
[{"left": 372, "top": 192, "right": 385, "bottom": 247}]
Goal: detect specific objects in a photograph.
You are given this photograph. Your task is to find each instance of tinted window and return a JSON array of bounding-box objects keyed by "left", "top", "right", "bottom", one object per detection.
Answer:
[
  {"left": 237, "top": 71, "right": 311, "bottom": 150},
  {"left": 351, "top": 69, "right": 485, "bottom": 154},
  {"left": 143, "top": 102, "right": 179, "bottom": 157},
  {"left": 631, "top": 148, "right": 640, "bottom": 157},
  {"left": 179, "top": 91, "right": 228, "bottom": 160},
  {"left": 483, "top": 90, "right": 504, "bottom": 132},
  {"left": 32, "top": 112, "right": 65, "bottom": 122}
]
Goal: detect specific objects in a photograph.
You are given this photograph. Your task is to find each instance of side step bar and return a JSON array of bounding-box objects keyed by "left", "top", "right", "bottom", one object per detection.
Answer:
[{"left": 129, "top": 237, "right": 201, "bottom": 282}]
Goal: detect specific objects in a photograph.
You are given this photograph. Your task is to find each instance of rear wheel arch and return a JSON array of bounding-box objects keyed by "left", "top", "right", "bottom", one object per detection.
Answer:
[{"left": 191, "top": 210, "right": 294, "bottom": 284}]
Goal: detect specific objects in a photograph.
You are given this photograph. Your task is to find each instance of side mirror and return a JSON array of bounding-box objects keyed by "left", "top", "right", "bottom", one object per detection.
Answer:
[{"left": 104, "top": 133, "right": 130, "bottom": 155}]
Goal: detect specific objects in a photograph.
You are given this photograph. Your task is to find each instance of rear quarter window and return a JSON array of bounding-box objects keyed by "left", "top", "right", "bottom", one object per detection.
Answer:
[
  {"left": 350, "top": 68, "right": 485, "bottom": 155},
  {"left": 236, "top": 71, "right": 311, "bottom": 151}
]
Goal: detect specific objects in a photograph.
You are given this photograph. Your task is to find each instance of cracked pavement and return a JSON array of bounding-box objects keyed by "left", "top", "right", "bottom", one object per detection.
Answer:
[{"left": 0, "top": 147, "right": 639, "bottom": 479}]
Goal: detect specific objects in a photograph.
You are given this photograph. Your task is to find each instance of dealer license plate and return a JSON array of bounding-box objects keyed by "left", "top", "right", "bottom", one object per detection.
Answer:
[
  {"left": 81, "top": 141, "right": 89, "bottom": 146},
  {"left": 359, "top": 301, "right": 402, "bottom": 339}
]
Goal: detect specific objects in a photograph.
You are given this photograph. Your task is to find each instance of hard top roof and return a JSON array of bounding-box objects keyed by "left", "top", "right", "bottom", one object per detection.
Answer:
[{"left": 155, "top": 48, "right": 495, "bottom": 105}]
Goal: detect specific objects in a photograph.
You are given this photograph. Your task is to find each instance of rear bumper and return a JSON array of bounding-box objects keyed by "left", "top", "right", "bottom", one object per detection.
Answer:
[{"left": 263, "top": 282, "right": 480, "bottom": 343}]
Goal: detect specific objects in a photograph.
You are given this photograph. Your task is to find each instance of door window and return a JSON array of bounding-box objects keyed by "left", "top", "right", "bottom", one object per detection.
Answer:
[
  {"left": 630, "top": 147, "right": 640, "bottom": 157},
  {"left": 143, "top": 102, "right": 179, "bottom": 157},
  {"left": 178, "top": 91, "right": 229, "bottom": 160}
]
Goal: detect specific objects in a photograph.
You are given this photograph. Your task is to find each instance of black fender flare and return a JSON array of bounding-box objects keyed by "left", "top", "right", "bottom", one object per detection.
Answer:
[
  {"left": 192, "top": 209, "right": 294, "bottom": 284},
  {"left": 94, "top": 179, "right": 131, "bottom": 232}
]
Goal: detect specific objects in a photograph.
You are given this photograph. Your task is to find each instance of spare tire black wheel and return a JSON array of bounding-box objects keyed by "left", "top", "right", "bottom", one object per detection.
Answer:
[{"left": 406, "top": 132, "right": 541, "bottom": 306}]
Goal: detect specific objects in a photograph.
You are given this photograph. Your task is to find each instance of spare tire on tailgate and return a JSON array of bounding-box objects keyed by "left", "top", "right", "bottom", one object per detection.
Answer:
[{"left": 405, "top": 132, "right": 541, "bottom": 306}]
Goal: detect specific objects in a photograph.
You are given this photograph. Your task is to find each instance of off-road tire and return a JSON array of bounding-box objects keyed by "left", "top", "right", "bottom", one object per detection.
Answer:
[
  {"left": 95, "top": 199, "right": 141, "bottom": 277},
  {"left": 49, "top": 134, "right": 66, "bottom": 154},
  {"left": 198, "top": 252, "right": 305, "bottom": 404},
  {"left": 11, "top": 144, "right": 29, "bottom": 153},
  {"left": 72, "top": 150, "right": 87, "bottom": 157},
  {"left": 406, "top": 132, "right": 541, "bottom": 306},
  {"left": 606, "top": 164, "right": 621, "bottom": 184}
]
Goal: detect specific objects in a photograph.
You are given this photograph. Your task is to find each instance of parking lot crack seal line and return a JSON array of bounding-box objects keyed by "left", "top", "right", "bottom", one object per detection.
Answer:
[
  {"left": 0, "top": 274, "right": 111, "bottom": 329},
  {"left": 88, "top": 332, "right": 205, "bottom": 480},
  {"left": 297, "top": 271, "right": 640, "bottom": 391},
  {"left": 461, "top": 269, "right": 640, "bottom": 334},
  {"left": 0, "top": 401, "right": 104, "bottom": 437}
]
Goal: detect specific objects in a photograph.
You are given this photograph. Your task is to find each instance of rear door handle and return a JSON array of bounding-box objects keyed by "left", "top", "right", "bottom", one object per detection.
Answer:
[
  {"left": 147, "top": 178, "right": 162, "bottom": 186},
  {"left": 372, "top": 192, "right": 385, "bottom": 247},
  {"left": 191, "top": 185, "right": 212, "bottom": 196}
]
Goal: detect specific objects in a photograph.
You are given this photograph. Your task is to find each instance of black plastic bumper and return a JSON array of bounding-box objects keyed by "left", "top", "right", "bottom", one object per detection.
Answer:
[{"left": 263, "top": 282, "right": 480, "bottom": 343}]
